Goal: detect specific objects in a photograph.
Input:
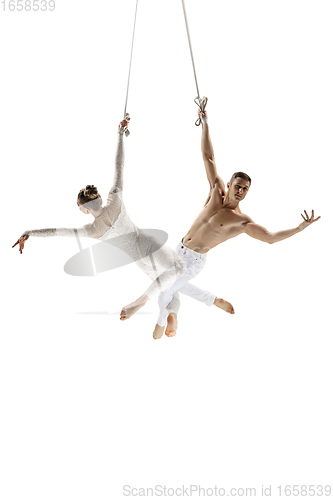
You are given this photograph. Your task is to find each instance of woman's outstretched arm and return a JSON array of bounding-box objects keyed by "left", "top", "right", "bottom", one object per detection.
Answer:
[{"left": 12, "top": 225, "right": 94, "bottom": 254}]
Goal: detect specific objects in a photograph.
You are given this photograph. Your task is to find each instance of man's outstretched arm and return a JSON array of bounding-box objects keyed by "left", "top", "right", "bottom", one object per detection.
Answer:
[
  {"left": 242, "top": 210, "right": 320, "bottom": 244},
  {"left": 199, "top": 110, "right": 225, "bottom": 195}
]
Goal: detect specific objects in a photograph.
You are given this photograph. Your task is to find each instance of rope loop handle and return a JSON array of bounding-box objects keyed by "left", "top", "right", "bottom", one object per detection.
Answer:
[
  {"left": 194, "top": 96, "right": 208, "bottom": 126},
  {"left": 123, "top": 113, "right": 131, "bottom": 137}
]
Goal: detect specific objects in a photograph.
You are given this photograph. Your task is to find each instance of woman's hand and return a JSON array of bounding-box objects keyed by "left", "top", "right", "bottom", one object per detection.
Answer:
[
  {"left": 119, "top": 119, "right": 129, "bottom": 129},
  {"left": 12, "top": 233, "right": 30, "bottom": 254}
]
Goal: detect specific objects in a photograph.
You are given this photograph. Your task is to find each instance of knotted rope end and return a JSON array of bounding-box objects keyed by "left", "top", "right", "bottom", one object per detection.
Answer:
[{"left": 194, "top": 96, "right": 208, "bottom": 126}]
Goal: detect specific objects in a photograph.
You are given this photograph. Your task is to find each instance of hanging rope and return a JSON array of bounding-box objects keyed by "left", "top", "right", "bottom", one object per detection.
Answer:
[
  {"left": 181, "top": 0, "right": 208, "bottom": 126},
  {"left": 123, "top": 0, "right": 139, "bottom": 136},
  {"left": 122, "top": 0, "right": 160, "bottom": 275}
]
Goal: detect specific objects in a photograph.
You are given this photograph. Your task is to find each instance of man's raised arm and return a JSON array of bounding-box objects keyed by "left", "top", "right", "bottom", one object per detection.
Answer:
[
  {"left": 199, "top": 110, "right": 225, "bottom": 195},
  {"left": 242, "top": 210, "right": 320, "bottom": 244}
]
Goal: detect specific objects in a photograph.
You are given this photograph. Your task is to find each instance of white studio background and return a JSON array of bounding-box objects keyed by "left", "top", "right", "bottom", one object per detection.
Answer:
[{"left": 1, "top": 0, "right": 332, "bottom": 499}]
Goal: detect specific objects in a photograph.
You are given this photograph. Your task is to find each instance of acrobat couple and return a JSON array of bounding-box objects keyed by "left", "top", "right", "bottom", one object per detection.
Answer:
[{"left": 13, "top": 112, "right": 320, "bottom": 339}]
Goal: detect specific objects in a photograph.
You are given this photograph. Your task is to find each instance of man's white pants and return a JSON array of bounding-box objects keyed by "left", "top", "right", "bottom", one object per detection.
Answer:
[{"left": 157, "top": 242, "right": 216, "bottom": 327}]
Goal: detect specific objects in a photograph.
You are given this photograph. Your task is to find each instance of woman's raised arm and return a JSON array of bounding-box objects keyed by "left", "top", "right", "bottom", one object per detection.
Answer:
[{"left": 107, "top": 119, "right": 129, "bottom": 201}]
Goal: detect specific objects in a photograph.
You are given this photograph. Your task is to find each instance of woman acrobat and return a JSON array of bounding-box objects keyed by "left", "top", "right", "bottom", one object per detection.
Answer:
[{"left": 12, "top": 119, "right": 187, "bottom": 334}]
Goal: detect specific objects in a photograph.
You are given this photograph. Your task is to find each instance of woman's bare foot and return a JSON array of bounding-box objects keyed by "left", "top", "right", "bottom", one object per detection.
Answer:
[
  {"left": 120, "top": 294, "right": 149, "bottom": 321},
  {"left": 165, "top": 313, "right": 178, "bottom": 337},
  {"left": 153, "top": 324, "right": 165, "bottom": 340},
  {"left": 214, "top": 298, "right": 235, "bottom": 314}
]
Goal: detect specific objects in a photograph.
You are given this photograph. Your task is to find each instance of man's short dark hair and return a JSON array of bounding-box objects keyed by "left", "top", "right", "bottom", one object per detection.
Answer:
[{"left": 230, "top": 172, "right": 251, "bottom": 185}]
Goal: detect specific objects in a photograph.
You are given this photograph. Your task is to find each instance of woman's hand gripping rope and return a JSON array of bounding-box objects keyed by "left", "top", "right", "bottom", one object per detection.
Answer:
[{"left": 119, "top": 114, "right": 130, "bottom": 136}]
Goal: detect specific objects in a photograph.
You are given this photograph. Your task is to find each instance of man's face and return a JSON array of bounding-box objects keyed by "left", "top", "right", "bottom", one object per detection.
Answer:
[{"left": 227, "top": 177, "right": 250, "bottom": 202}]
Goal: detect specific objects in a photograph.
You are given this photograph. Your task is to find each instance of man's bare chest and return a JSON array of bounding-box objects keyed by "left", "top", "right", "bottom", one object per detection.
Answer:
[{"left": 202, "top": 206, "right": 241, "bottom": 226}]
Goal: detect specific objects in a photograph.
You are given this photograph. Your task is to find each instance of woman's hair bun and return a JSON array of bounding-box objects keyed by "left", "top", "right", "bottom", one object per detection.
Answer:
[
  {"left": 84, "top": 184, "right": 98, "bottom": 197},
  {"left": 77, "top": 184, "right": 102, "bottom": 209}
]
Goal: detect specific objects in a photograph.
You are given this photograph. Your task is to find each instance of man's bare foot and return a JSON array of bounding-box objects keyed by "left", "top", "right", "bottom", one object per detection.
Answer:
[
  {"left": 153, "top": 324, "right": 165, "bottom": 340},
  {"left": 120, "top": 294, "right": 149, "bottom": 321},
  {"left": 165, "top": 313, "right": 178, "bottom": 337},
  {"left": 214, "top": 298, "right": 235, "bottom": 314}
]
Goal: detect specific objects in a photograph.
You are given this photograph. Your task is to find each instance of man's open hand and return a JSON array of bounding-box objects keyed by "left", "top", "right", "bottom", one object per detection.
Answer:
[
  {"left": 12, "top": 234, "right": 29, "bottom": 254},
  {"left": 299, "top": 210, "right": 321, "bottom": 231}
]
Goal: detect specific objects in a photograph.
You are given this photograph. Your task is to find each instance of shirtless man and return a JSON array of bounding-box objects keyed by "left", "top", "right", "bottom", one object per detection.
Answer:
[{"left": 121, "top": 109, "right": 320, "bottom": 338}]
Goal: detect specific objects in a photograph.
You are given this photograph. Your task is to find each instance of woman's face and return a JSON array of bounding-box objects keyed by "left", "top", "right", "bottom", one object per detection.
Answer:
[{"left": 77, "top": 201, "right": 91, "bottom": 215}]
